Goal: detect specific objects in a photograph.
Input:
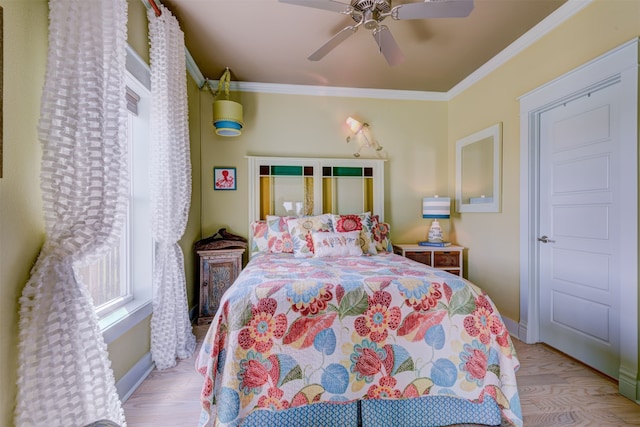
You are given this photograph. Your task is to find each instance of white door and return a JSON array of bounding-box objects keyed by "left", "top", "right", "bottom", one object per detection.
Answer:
[{"left": 538, "top": 84, "right": 621, "bottom": 378}]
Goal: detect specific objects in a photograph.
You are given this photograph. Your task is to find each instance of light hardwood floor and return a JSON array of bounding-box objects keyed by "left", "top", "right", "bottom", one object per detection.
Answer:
[{"left": 123, "top": 324, "right": 640, "bottom": 426}]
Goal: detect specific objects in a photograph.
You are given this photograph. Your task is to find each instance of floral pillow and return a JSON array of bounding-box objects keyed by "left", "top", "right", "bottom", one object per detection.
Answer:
[
  {"left": 331, "top": 213, "right": 377, "bottom": 255},
  {"left": 286, "top": 214, "right": 333, "bottom": 258},
  {"left": 265, "top": 215, "right": 294, "bottom": 253},
  {"left": 250, "top": 220, "right": 269, "bottom": 255},
  {"left": 371, "top": 215, "right": 392, "bottom": 253},
  {"left": 311, "top": 230, "right": 363, "bottom": 258}
]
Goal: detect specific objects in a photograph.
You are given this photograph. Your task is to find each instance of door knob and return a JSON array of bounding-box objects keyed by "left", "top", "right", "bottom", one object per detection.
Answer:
[{"left": 538, "top": 235, "right": 556, "bottom": 243}]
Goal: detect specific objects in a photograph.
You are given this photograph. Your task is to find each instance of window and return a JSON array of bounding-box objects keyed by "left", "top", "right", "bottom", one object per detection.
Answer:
[
  {"left": 77, "top": 47, "right": 153, "bottom": 342},
  {"left": 78, "top": 233, "right": 130, "bottom": 317}
]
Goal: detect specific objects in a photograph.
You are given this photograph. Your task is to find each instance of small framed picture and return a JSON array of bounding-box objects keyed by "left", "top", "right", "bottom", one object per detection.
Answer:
[{"left": 214, "top": 167, "right": 236, "bottom": 190}]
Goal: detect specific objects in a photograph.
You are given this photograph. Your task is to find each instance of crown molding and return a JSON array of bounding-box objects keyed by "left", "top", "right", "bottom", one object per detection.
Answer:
[
  {"left": 220, "top": 81, "right": 449, "bottom": 101},
  {"left": 446, "top": 0, "right": 593, "bottom": 100}
]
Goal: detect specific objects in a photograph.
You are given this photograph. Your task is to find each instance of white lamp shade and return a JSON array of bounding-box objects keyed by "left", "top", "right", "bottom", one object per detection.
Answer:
[
  {"left": 422, "top": 196, "right": 450, "bottom": 219},
  {"left": 346, "top": 116, "right": 364, "bottom": 134}
]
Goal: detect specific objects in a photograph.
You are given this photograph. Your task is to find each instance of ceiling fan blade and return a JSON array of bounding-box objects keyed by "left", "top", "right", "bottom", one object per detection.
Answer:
[
  {"left": 373, "top": 26, "right": 405, "bottom": 66},
  {"left": 279, "top": 0, "right": 351, "bottom": 14},
  {"left": 308, "top": 26, "right": 358, "bottom": 61},
  {"left": 394, "top": 0, "right": 474, "bottom": 20}
]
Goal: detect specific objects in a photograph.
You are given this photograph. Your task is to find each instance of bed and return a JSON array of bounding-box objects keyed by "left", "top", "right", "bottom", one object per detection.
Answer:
[{"left": 195, "top": 211, "right": 522, "bottom": 427}]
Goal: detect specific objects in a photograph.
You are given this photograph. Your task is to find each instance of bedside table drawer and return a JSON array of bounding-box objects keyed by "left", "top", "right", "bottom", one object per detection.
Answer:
[
  {"left": 434, "top": 251, "right": 460, "bottom": 268},
  {"left": 405, "top": 251, "right": 432, "bottom": 266},
  {"left": 393, "top": 244, "right": 463, "bottom": 277}
]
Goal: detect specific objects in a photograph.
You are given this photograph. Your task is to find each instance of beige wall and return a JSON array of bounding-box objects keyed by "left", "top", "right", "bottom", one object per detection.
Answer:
[
  {"left": 447, "top": 0, "right": 640, "bottom": 322},
  {"left": 183, "top": 75, "right": 204, "bottom": 310},
  {"left": 127, "top": 0, "right": 150, "bottom": 65},
  {"left": 199, "top": 91, "right": 450, "bottom": 247},
  {"left": 0, "top": 0, "right": 48, "bottom": 425}
]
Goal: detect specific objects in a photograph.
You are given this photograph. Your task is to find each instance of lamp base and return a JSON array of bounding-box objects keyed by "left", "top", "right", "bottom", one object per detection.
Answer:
[{"left": 427, "top": 219, "right": 443, "bottom": 243}]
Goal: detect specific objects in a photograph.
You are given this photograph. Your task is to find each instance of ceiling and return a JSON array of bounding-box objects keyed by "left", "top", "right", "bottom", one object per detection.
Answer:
[{"left": 160, "top": 0, "right": 567, "bottom": 93}]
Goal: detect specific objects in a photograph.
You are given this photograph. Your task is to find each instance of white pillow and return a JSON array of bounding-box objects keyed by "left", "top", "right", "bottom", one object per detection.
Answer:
[
  {"left": 265, "top": 215, "right": 294, "bottom": 253},
  {"left": 286, "top": 214, "right": 334, "bottom": 258},
  {"left": 311, "top": 230, "right": 363, "bottom": 258},
  {"left": 330, "top": 212, "right": 377, "bottom": 255},
  {"left": 250, "top": 220, "right": 269, "bottom": 255}
]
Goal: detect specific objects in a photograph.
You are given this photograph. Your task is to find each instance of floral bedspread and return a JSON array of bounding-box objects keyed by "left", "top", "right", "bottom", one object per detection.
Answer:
[{"left": 196, "top": 252, "right": 522, "bottom": 427}]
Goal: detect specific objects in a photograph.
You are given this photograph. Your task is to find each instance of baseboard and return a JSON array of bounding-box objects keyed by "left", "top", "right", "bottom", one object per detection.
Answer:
[
  {"left": 116, "top": 352, "right": 154, "bottom": 402},
  {"left": 518, "top": 320, "right": 529, "bottom": 343},
  {"left": 619, "top": 365, "right": 640, "bottom": 403},
  {"left": 503, "top": 316, "right": 519, "bottom": 338},
  {"left": 116, "top": 306, "right": 199, "bottom": 403}
]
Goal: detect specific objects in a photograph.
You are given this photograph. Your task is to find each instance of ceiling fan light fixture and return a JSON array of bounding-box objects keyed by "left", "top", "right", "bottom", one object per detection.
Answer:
[
  {"left": 352, "top": 0, "right": 391, "bottom": 27},
  {"left": 363, "top": 9, "right": 378, "bottom": 29}
]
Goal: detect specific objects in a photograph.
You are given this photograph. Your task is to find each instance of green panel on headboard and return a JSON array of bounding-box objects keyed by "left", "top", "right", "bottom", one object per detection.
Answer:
[
  {"left": 332, "top": 167, "right": 362, "bottom": 177},
  {"left": 271, "top": 165, "right": 303, "bottom": 176}
]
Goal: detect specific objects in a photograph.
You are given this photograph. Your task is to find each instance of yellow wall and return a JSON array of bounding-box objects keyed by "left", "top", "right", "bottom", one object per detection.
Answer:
[
  {"left": 199, "top": 91, "right": 449, "bottom": 246},
  {"left": 447, "top": 0, "right": 640, "bottom": 322},
  {"left": 127, "top": 0, "right": 150, "bottom": 65},
  {"left": 184, "top": 74, "right": 203, "bottom": 310},
  {"left": 0, "top": 0, "right": 48, "bottom": 425}
]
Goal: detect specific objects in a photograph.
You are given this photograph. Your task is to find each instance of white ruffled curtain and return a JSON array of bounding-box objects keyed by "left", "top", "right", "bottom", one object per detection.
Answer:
[
  {"left": 16, "top": 0, "right": 129, "bottom": 426},
  {"left": 148, "top": 4, "right": 196, "bottom": 370}
]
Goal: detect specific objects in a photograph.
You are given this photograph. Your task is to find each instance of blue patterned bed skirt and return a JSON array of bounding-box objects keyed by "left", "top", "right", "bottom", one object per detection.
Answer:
[{"left": 240, "top": 395, "right": 502, "bottom": 427}]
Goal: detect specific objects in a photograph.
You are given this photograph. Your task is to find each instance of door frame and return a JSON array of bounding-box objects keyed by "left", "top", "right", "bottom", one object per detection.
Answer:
[{"left": 518, "top": 38, "right": 639, "bottom": 401}]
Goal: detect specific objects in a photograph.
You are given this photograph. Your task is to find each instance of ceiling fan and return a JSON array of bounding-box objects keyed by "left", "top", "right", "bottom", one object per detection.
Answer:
[{"left": 279, "top": 0, "right": 474, "bottom": 66}]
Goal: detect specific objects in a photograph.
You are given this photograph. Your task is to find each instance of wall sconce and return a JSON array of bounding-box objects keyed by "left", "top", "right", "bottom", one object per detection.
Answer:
[
  {"left": 212, "top": 68, "right": 243, "bottom": 137},
  {"left": 345, "top": 116, "right": 383, "bottom": 157},
  {"left": 422, "top": 196, "right": 450, "bottom": 243}
]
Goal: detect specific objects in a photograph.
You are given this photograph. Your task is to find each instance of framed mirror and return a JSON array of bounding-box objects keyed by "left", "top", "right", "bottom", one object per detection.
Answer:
[{"left": 455, "top": 123, "right": 502, "bottom": 213}]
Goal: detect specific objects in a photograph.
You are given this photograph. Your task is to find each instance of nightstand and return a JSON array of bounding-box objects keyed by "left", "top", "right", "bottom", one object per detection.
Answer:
[
  {"left": 195, "top": 229, "right": 248, "bottom": 325},
  {"left": 197, "top": 248, "right": 245, "bottom": 325},
  {"left": 393, "top": 243, "right": 464, "bottom": 276}
]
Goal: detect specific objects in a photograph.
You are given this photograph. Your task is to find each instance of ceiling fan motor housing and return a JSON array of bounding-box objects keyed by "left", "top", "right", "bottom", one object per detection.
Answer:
[{"left": 351, "top": 0, "right": 391, "bottom": 28}]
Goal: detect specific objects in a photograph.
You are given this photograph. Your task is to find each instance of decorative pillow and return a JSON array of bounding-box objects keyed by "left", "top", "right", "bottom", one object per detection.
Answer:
[
  {"left": 331, "top": 213, "right": 377, "bottom": 255},
  {"left": 265, "top": 215, "right": 295, "bottom": 253},
  {"left": 250, "top": 220, "right": 269, "bottom": 255},
  {"left": 286, "top": 214, "right": 334, "bottom": 258},
  {"left": 312, "top": 230, "right": 363, "bottom": 258},
  {"left": 371, "top": 215, "right": 392, "bottom": 253}
]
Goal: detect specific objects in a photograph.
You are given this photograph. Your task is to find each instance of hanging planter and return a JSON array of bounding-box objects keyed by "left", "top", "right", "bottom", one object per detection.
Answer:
[{"left": 212, "top": 68, "right": 243, "bottom": 137}]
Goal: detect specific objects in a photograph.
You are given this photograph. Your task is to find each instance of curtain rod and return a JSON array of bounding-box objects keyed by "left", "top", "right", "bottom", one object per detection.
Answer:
[{"left": 148, "top": 0, "right": 161, "bottom": 17}]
